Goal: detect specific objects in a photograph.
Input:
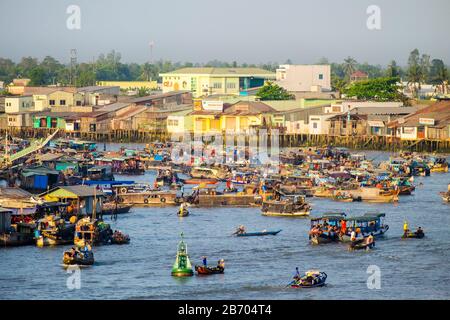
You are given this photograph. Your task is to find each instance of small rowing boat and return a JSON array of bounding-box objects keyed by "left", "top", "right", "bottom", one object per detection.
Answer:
[
  {"left": 289, "top": 271, "right": 327, "bottom": 288},
  {"left": 235, "top": 230, "right": 281, "bottom": 237},
  {"left": 177, "top": 209, "right": 189, "bottom": 217},
  {"left": 195, "top": 265, "right": 224, "bottom": 275},
  {"left": 62, "top": 249, "right": 94, "bottom": 266},
  {"left": 182, "top": 178, "right": 218, "bottom": 185},
  {"left": 348, "top": 238, "right": 375, "bottom": 251},
  {"left": 402, "top": 230, "right": 425, "bottom": 239}
]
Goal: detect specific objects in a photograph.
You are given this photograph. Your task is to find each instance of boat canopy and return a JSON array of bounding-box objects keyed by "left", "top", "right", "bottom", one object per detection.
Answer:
[{"left": 310, "top": 212, "right": 346, "bottom": 221}]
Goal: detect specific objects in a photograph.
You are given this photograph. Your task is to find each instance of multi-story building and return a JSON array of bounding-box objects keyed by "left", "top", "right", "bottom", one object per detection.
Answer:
[
  {"left": 275, "top": 65, "right": 331, "bottom": 92},
  {"left": 4, "top": 96, "right": 34, "bottom": 113},
  {"left": 160, "top": 68, "right": 275, "bottom": 97}
]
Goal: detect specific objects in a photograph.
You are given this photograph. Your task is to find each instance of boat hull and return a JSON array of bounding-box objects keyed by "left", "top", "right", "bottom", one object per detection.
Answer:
[
  {"left": 262, "top": 211, "right": 310, "bottom": 217},
  {"left": 195, "top": 265, "right": 224, "bottom": 275},
  {"left": 236, "top": 230, "right": 282, "bottom": 237}
]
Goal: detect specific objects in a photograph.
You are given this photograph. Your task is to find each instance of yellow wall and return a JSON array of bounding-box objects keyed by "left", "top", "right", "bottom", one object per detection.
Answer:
[
  {"left": 162, "top": 74, "right": 240, "bottom": 97},
  {"left": 190, "top": 114, "right": 263, "bottom": 133},
  {"left": 47, "top": 91, "right": 83, "bottom": 108}
]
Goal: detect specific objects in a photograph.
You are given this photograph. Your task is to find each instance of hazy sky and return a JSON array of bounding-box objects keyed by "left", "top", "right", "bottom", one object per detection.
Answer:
[{"left": 1, "top": 0, "right": 449, "bottom": 66}]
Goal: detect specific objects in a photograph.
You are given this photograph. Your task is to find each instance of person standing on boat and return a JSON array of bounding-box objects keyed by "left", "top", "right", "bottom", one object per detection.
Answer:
[
  {"left": 202, "top": 256, "right": 207, "bottom": 267},
  {"left": 403, "top": 220, "right": 409, "bottom": 237},
  {"left": 350, "top": 229, "right": 356, "bottom": 242},
  {"left": 340, "top": 219, "right": 347, "bottom": 236}
]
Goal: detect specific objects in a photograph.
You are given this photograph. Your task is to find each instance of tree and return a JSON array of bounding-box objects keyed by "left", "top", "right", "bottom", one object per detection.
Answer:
[
  {"left": 256, "top": 82, "right": 295, "bottom": 100},
  {"left": 343, "top": 77, "right": 405, "bottom": 102},
  {"left": 331, "top": 76, "right": 348, "bottom": 96},
  {"left": 429, "top": 59, "right": 449, "bottom": 93},
  {"left": 406, "top": 49, "right": 422, "bottom": 98},
  {"left": 342, "top": 57, "right": 358, "bottom": 80},
  {"left": 28, "top": 66, "right": 47, "bottom": 85}
]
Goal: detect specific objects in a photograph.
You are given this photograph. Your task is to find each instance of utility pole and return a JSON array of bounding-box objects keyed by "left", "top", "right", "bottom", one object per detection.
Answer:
[{"left": 70, "top": 49, "right": 78, "bottom": 86}]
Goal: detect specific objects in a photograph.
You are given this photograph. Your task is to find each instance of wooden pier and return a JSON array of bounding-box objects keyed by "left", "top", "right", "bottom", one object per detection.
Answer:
[{"left": 2, "top": 128, "right": 450, "bottom": 153}]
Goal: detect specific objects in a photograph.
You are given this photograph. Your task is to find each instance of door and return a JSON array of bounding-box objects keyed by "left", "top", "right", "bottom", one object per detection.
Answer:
[{"left": 417, "top": 126, "right": 425, "bottom": 139}]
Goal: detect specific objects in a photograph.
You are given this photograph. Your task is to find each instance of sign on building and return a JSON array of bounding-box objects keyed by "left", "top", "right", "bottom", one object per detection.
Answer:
[
  {"left": 419, "top": 118, "right": 435, "bottom": 126},
  {"left": 202, "top": 100, "right": 223, "bottom": 111}
]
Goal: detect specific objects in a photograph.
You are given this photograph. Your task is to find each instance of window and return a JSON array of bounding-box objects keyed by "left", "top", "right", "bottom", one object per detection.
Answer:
[
  {"left": 76, "top": 101, "right": 82, "bottom": 106},
  {"left": 49, "top": 100, "right": 55, "bottom": 106},
  {"left": 227, "top": 83, "right": 236, "bottom": 89},
  {"left": 352, "top": 122, "right": 357, "bottom": 129},
  {"left": 319, "top": 74, "right": 324, "bottom": 80},
  {"left": 313, "top": 122, "right": 318, "bottom": 129},
  {"left": 213, "top": 83, "right": 222, "bottom": 89},
  {"left": 60, "top": 100, "right": 66, "bottom": 106}
]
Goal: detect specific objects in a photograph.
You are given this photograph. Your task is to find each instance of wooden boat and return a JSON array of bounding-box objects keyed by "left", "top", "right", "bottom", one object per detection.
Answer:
[
  {"left": 402, "top": 231, "right": 425, "bottom": 239},
  {"left": 309, "top": 213, "right": 346, "bottom": 245},
  {"left": 235, "top": 229, "right": 281, "bottom": 237},
  {"left": 35, "top": 217, "right": 75, "bottom": 247},
  {"left": 182, "top": 178, "right": 218, "bottom": 185},
  {"left": 340, "top": 213, "right": 389, "bottom": 243},
  {"left": 177, "top": 209, "right": 189, "bottom": 217},
  {"left": 102, "top": 203, "right": 133, "bottom": 215},
  {"left": 313, "top": 186, "right": 335, "bottom": 198},
  {"left": 349, "top": 187, "right": 399, "bottom": 203},
  {"left": 171, "top": 233, "right": 194, "bottom": 277},
  {"left": 111, "top": 231, "right": 130, "bottom": 244},
  {"left": 195, "top": 265, "right": 224, "bottom": 275},
  {"left": 348, "top": 238, "right": 375, "bottom": 251},
  {"left": 261, "top": 196, "right": 311, "bottom": 217},
  {"left": 332, "top": 195, "right": 354, "bottom": 202},
  {"left": 439, "top": 192, "right": 450, "bottom": 202},
  {"left": 290, "top": 271, "right": 327, "bottom": 288},
  {"left": 113, "top": 184, "right": 179, "bottom": 206},
  {"left": 62, "top": 249, "right": 94, "bottom": 266},
  {"left": 190, "top": 167, "right": 228, "bottom": 180},
  {"left": 74, "top": 218, "right": 112, "bottom": 247},
  {"left": 190, "top": 186, "right": 260, "bottom": 207}
]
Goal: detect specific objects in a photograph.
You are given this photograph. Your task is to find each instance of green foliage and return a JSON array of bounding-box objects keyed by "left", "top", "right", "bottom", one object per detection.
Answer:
[
  {"left": 256, "top": 82, "right": 295, "bottom": 101},
  {"left": 343, "top": 77, "right": 405, "bottom": 101}
]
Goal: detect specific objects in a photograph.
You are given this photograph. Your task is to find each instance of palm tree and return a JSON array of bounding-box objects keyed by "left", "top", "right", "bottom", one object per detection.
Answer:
[
  {"left": 342, "top": 57, "right": 358, "bottom": 80},
  {"left": 140, "top": 63, "right": 153, "bottom": 81}
]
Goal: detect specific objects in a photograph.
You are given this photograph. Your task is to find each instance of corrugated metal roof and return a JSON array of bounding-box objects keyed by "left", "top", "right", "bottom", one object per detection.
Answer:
[
  {"left": 45, "top": 185, "right": 105, "bottom": 198},
  {"left": 160, "top": 67, "right": 275, "bottom": 77}
]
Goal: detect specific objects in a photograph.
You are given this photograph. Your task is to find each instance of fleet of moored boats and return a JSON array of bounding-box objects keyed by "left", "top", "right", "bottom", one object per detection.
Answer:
[{"left": 1, "top": 135, "right": 449, "bottom": 288}]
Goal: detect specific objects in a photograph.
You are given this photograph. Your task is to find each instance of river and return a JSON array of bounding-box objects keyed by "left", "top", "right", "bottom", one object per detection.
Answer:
[{"left": 1, "top": 149, "right": 450, "bottom": 300}]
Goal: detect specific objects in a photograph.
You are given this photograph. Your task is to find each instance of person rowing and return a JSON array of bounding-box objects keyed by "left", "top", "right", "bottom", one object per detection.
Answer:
[{"left": 234, "top": 225, "right": 246, "bottom": 235}]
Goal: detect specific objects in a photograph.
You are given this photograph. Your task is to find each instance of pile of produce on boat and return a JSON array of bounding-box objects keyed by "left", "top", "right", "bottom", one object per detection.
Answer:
[
  {"left": 62, "top": 245, "right": 94, "bottom": 266},
  {"left": 289, "top": 268, "right": 327, "bottom": 288},
  {"left": 111, "top": 230, "right": 130, "bottom": 244}
]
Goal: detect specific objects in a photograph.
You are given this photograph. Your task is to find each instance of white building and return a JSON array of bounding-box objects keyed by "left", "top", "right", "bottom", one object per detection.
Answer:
[
  {"left": 4, "top": 95, "right": 34, "bottom": 113},
  {"left": 276, "top": 65, "right": 331, "bottom": 92},
  {"left": 308, "top": 114, "right": 334, "bottom": 135}
]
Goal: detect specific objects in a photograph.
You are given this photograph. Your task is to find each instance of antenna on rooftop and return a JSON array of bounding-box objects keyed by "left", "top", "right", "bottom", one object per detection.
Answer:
[{"left": 149, "top": 41, "right": 155, "bottom": 65}]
